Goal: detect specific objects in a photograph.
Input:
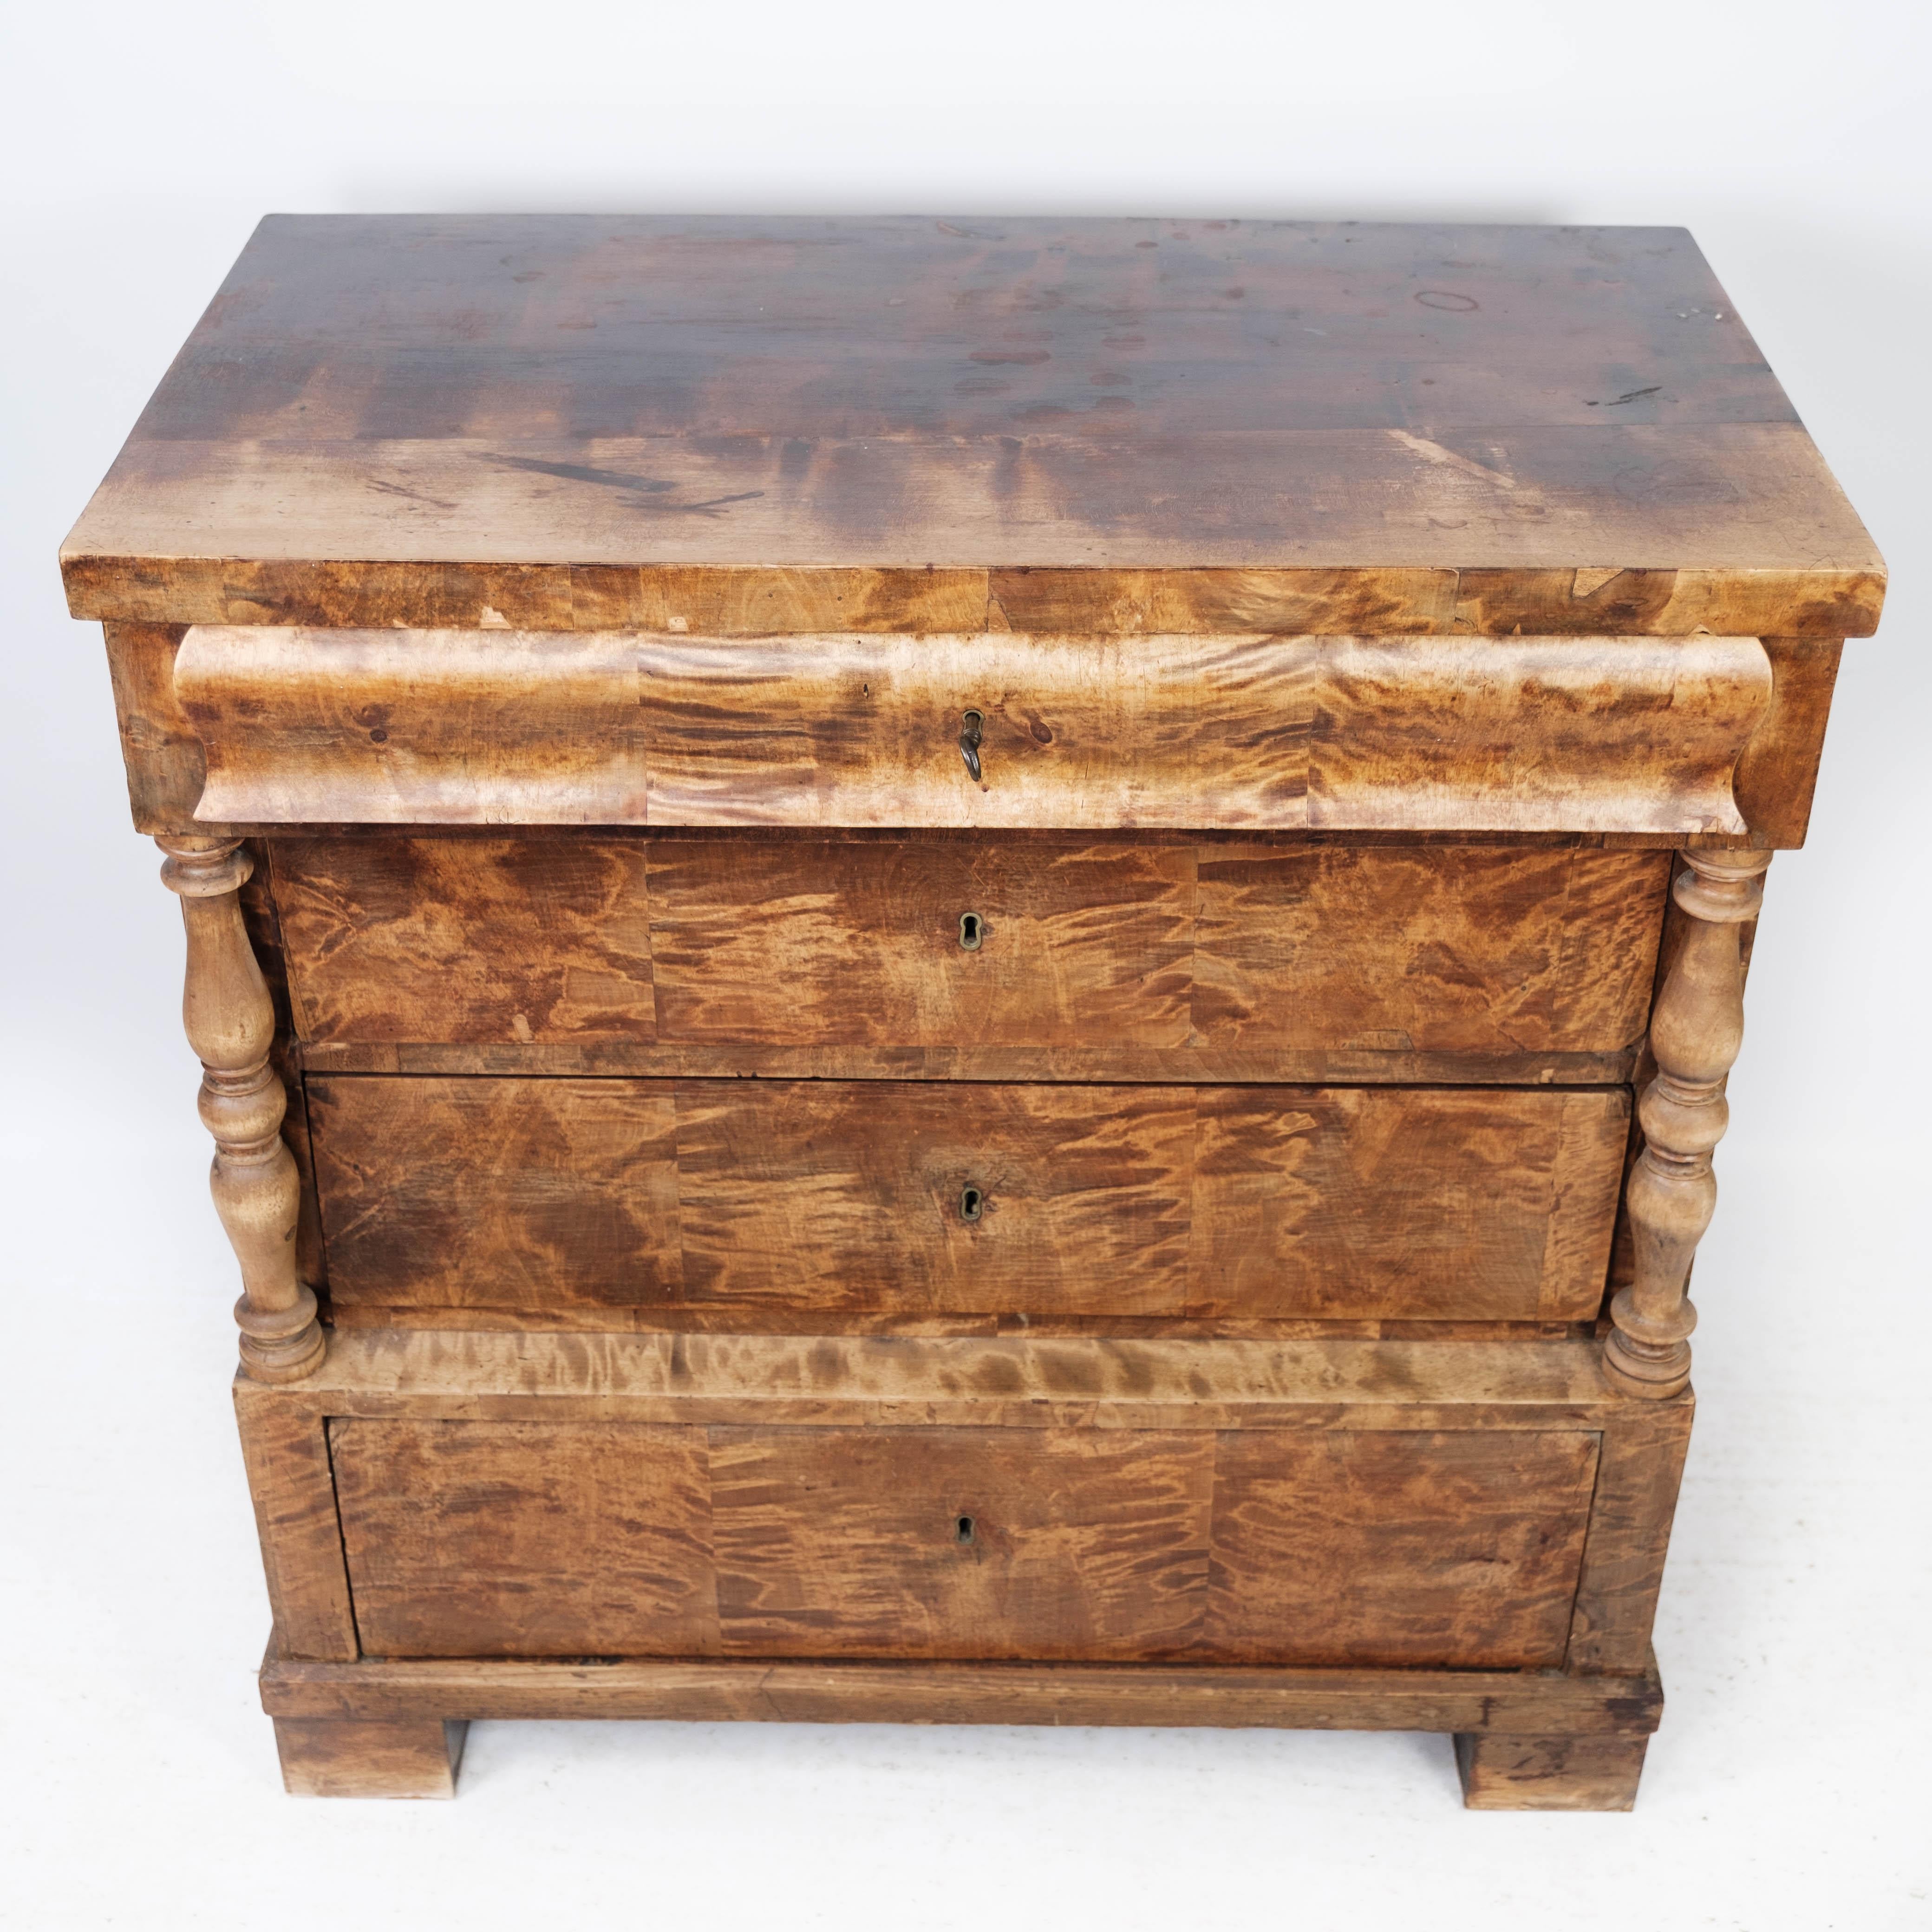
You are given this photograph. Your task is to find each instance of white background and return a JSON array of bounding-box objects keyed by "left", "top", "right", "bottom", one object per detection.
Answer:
[{"left": 3, "top": 1, "right": 1929, "bottom": 1925}]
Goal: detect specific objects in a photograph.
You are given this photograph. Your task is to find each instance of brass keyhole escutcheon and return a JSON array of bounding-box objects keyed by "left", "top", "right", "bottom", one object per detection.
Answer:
[
  {"left": 959, "top": 910, "right": 984, "bottom": 951},
  {"left": 959, "top": 708, "right": 985, "bottom": 782},
  {"left": 959, "top": 1185, "right": 984, "bottom": 1221}
]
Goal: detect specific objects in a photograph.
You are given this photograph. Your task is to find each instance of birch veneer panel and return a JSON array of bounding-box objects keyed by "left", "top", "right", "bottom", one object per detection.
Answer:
[
  {"left": 171, "top": 625, "right": 1772, "bottom": 833},
  {"left": 68, "top": 214, "right": 1880, "bottom": 1808},
  {"left": 269, "top": 836, "right": 1668, "bottom": 1069},
  {"left": 329, "top": 1417, "right": 1600, "bottom": 1667},
  {"left": 302, "top": 1075, "right": 1627, "bottom": 1322},
  {"left": 62, "top": 215, "right": 1880, "bottom": 638}
]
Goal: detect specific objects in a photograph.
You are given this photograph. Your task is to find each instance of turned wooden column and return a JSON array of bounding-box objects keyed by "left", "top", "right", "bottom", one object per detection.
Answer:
[
  {"left": 158, "top": 836, "right": 325, "bottom": 1382},
  {"left": 1603, "top": 848, "right": 1771, "bottom": 1400}
]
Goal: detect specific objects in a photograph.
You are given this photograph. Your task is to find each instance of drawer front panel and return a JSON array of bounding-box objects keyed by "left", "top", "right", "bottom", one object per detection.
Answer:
[
  {"left": 272, "top": 836, "right": 1667, "bottom": 1060},
  {"left": 330, "top": 1418, "right": 1600, "bottom": 1666},
  {"left": 305, "top": 1077, "right": 1627, "bottom": 1321},
  {"left": 179, "top": 625, "right": 1770, "bottom": 834}
]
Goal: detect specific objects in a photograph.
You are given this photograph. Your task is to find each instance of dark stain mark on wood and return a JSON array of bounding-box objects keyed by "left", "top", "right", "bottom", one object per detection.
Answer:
[
  {"left": 488, "top": 455, "right": 679, "bottom": 494},
  {"left": 366, "top": 480, "right": 459, "bottom": 511},
  {"left": 486, "top": 453, "right": 768, "bottom": 516}
]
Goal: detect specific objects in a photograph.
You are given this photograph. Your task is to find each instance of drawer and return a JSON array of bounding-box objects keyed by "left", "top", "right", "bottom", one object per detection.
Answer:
[
  {"left": 177, "top": 625, "right": 1771, "bottom": 834},
  {"left": 305, "top": 1076, "right": 1627, "bottom": 1322},
  {"left": 271, "top": 835, "right": 1668, "bottom": 1064},
  {"left": 329, "top": 1418, "right": 1602, "bottom": 1666}
]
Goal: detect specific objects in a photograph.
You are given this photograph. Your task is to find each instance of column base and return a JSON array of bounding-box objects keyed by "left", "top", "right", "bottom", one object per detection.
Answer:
[{"left": 1602, "top": 1328, "right": 1692, "bottom": 1400}]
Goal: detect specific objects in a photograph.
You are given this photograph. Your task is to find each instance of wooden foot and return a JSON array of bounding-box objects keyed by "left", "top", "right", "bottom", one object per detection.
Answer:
[
  {"left": 1455, "top": 1730, "right": 1649, "bottom": 1811},
  {"left": 274, "top": 1717, "right": 468, "bottom": 1798}
]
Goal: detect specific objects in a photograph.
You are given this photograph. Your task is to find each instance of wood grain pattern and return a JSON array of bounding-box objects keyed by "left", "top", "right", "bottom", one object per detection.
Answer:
[
  {"left": 159, "top": 837, "right": 326, "bottom": 1380},
  {"left": 1732, "top": 638, "right": 1844, "bottom": 848},
  {"left": 248, "top": 1324, "right": 1634, "bottom": 1433},
  {"left": 230, "top": 1392, "right": 357, "bottom": 1661},
  {"left": 332, "top": 1420, "right": 715, "bottom": 1658},
  {"left": 991, "top": 561, "right": 1875, "bottom": 644},
  {"left": 326, "top": 1419, "right": 1599, "bottom": 1665},
  {"left": 297, "top": 1038, "right": 1645, "bottom": 1088},
  {"left": 176, "top": 627, "right": 646, "bottom": 824},
  {"left": 1203, "top": 1430, "right": 1599, "bottom": 1665},
  {"left": 1191, "top": 842, "right": 1667, "bottom": 1054},
  {"left": 640, "top": 632, "right": 1770, "bottom": 835},
  {"left": 309, "top": 1077, "right": 680, "bottom": 1309},
  {"left": 320, "top": 1307, "right": 1593, "bottom": 1343},
  {"left": 70, "top": 548, "right": 1883, "bottom": 642},
  {"left": 1455, "top": 1731, "right": 1649, "bottom": 1811},
  {"left": 674, "top": 1081, "right": 1195, "bottom": 1315},
  {"left": 269, "top": 835, "right": 1668, "bottom": 1064},
  {"left": 110, "top": 631, "right": 1843, "bottom": 853},
  {"left": 1565, "top": 1398, "right": 1695, "bottom": 1673},
  {"left": 1300, "top": 637, "right": 1767, "bottom": 831},
  {"left": 635, "top": 630, "right": 1310, "bottom": 830},
  {"left": 261, "top": 1646, "right": 1665, "bottom": 1734},
  {"left": 176, "top": 625, "right": 1771, "bottom": 834},
  {"left": 235, "top": 850, "right": 328, "bottom": 1297},
  {"left": 103, "top": 621, "right": 201, "bottom": 830},
  {"left": 78, "top": 207, "right": 1859, "bottom": 1809},
  {"left": 709, "top": 1427, "right": 1214, "bottom": 1661},
  {"left": 270, "top": 836, "right": 658, "bottom": 1043},
  {"left": 61, "top": 217, "right": 1883, "bottom": 637},
  {"left": 1187, "top": 1088, "right": 1627, "bottom": 1319},
  {"left": 273, "top": 1717, "right": 466, "bottom": 1798},
  {"left": 1605, "top": 849, "right": 1769, "bottom": 1397},
  {"left": 304, "top": 1077, "right": 1627, "bottom": 1322},
  {"left": 646, "top": 835, "right": 1194, "bottom": 1050}
]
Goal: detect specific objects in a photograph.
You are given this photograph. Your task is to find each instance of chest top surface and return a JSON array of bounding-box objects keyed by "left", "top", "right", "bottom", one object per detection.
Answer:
[{"left": 62, "top": 215, "right": 1881, "bottom": 637}]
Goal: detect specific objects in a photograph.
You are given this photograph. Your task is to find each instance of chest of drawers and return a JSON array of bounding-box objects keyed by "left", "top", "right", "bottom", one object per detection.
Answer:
[{"left": 63, "top": 214, "right": 1880, "bottom": 1807}]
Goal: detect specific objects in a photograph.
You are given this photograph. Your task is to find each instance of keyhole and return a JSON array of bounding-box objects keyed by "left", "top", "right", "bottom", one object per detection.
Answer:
[
  {"left": 955, "top": 1515, "right": 976, "bottom": 1545},
  {"left": 959, "top": 911, "right": 984, "bottom": 951},
  {"left": 959, "top": 1185, "right": 984, "bottom": 1221}
]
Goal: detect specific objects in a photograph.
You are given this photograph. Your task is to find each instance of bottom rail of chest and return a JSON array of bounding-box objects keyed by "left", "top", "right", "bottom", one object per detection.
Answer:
[
  {"left": 259, "top": 1647, "right": 1662, "bottom": 1808},
  {"left": 237, "top": 1329, "right": 1688, "bottom": 1808}
]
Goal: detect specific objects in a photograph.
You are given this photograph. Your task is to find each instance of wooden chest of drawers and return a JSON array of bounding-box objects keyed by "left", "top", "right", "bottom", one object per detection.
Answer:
[{"left": 63, "top": 215, "right": 1881, "bottom": 1808}]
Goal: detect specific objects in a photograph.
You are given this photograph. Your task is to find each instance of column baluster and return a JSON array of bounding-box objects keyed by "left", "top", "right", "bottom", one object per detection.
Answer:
[
  {"left": 1604, "top": 848, "right": 1771, "bottom": 1399},
  {"left": 158, "top": 835, "right": 324, "bottom": 1383}
]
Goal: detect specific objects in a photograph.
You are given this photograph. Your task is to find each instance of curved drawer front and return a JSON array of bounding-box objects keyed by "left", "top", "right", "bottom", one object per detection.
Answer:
[
  {"left": 271, "top": 835, "right": 1668, "bottom": 1073},
  {"left": 305, "top": 1076, "right": 1627, "bottom": 1324},
  {"left": 329, "top": 1416, "right": 1601, "bottom": 1667},
  {"left": 177, "top": 626, "right": 1771, "bottom": 833}
]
